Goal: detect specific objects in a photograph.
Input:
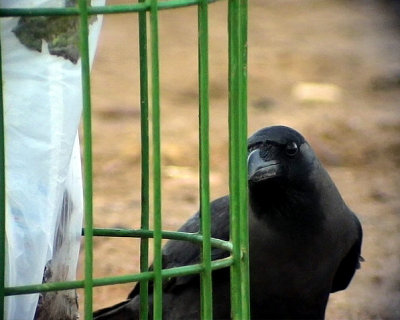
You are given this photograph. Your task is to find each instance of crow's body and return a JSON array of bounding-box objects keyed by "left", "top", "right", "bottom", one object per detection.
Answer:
[{"left": 94, "top": 126, "right": 363, "bottom": 320}]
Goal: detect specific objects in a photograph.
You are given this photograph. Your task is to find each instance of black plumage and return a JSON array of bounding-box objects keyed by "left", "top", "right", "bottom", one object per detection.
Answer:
[{"left": 93, "top": 125, "right": 363, "bottom": 320}]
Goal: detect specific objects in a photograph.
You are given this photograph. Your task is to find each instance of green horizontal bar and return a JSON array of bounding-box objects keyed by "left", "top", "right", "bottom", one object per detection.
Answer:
[
  {"left": 5, "top": 280, "right": 85, "bottom": 297},
  {"left": 4, "top": 256, "right": 234, "bottom": 296},
  {"left": 0, "top": 0, "right": 222, "bottom": 17},
  {"left": 87, "top": 228, "right": 233, "bottom": 252},
  {"left": 0, "top": 7, "right": 79, "bottom": 17}
]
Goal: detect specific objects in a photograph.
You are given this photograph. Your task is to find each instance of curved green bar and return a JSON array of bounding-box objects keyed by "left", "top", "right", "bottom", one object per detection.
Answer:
[
  {"left": 4, "top": 256, "right": 234, "bottom": 296},
  {"left": 0, "top": 0, "right": 223, "bottom": 17},
  {"left": 90, "top": 228, "right": 233, "bottom": 252}
]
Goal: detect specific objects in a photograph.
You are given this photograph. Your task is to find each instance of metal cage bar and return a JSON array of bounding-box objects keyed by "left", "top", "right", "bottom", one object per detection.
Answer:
[
  {"left": 0, "top": 0, "right": 249, "bottom": 319},
  {"left": 78, "top": 0, "right": 95, "bottom": 318},
  {"left": 149, "top": 0, "right": 163, "bottom": 318},
  {"left": 198, "top": 0, "right": 213, "bottom": 318},
  {"left": 0, "top": 24, "right": 6, "bottom": 320},
  {"left": 228, "top": 0, "right": 250, "bottom": 319},
  {"left": 138, "top": 0, "right": 151, "bottom": 318},
  {"left": 0, "top": 1, "right": 223, "bottom": 17},
  {"left": 237, "top": 2, "right": 250, "bottom": 316},
  {"left": 3, "top": 229, "right": 233, "bottom": 294}
]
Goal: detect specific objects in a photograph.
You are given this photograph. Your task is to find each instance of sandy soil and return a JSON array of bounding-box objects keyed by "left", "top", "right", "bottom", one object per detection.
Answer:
[{"left": 81, "top": 0, "right": 400, "bottom": 318}]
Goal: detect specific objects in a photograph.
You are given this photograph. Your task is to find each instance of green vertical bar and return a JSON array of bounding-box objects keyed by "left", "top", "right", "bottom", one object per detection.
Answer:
[
  {"left": 228, "top": 0, "right": 241, "bottom": 318},
  {"left": 149, "top": 0, "right": 162, "bottom": 318},
  {"left": 228, "top": 0, "right": 250, "bottom": 319},
  {"left": 237, "top": 0, "right": 250, "bottom": 317},
  {"left": 0, "top": 30, "right": 6, "bottom": 320},
  {"left": 78, "top": 0, "right": 94, "bottom": 319},
  {"left": 198, "top": 0, "right": 213, "bottom": 319},
  {"left": 138, "top": 1, "right": 150, "bottom": 319}
]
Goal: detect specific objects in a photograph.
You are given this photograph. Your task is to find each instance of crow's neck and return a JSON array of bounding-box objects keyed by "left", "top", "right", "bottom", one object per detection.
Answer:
[{"left": 249, "top": 180, "right": 325, "bottom": 235}]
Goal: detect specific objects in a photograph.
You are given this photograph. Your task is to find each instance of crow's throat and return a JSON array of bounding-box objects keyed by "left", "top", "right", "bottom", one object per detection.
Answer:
[{"left": 249, "top": 178, "right": 325, "bottom": 235}]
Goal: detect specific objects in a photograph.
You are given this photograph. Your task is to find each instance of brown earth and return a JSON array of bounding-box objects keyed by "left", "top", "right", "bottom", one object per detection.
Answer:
[{"left": 80, "top": 0, "right": 400, "bottom": 318}]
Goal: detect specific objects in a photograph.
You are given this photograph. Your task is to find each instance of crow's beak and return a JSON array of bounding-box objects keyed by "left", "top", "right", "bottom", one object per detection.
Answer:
[{"left": 247, "top": 149, "right": 284, "bottom": 182}]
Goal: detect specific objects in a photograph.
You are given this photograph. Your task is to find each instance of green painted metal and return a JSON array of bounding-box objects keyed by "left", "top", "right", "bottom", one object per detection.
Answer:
[
  {"left": 149, "top": 0, "right": 163, "bottom": 318},
  {"left": 0, "top": 25, "right": 6, "bottom": 320},
  {"left": 228, "top": 0, "right": 240, "bottom": 316},
  {"left": 5, "top": 256, "right": 234, "bottom": 296},
  {"left": 228, "top": 0, "right": 250, "bottom": 319},
  {"left": 4, "top": 228, "right": 234, "bottom": 296},
  {"left": 237, "top": 2, "right": 250, "bottom": 317},
  {"left": 0, "top": 0, "right": 223, "bottom": 17},
  {"left": 0, "top": 0, "right": 249, "bottom": 319},
  {"left": 78, "top": 0, "right": 95, "bottom": 318},
  {"left": 4, "top": 257, "right": 235, "bottom": 298},
  {"left": 87, "top": 228, "right": 233, "bottom": 251},
  {"left": 198, "top": 0, "right": 213, "bottom": 319},
  {"left": 138, "top": 0, "right": 150, "bottom": 319}
]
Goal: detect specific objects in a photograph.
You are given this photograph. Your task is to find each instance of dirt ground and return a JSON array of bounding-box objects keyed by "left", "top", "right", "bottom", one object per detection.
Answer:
[{"left": 81, "top": 0, "right": 400, "bottom": 318}]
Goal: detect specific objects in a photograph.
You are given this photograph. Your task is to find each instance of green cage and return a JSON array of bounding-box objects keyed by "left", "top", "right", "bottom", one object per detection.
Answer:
[{"left": 0, "top": 0, "right": 249, "bottom": 319}]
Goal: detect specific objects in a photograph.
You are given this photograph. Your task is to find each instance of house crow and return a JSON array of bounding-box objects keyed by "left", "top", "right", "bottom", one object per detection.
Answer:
[{"left": 93, "top": 125, "right": 363, "bottom": 320}]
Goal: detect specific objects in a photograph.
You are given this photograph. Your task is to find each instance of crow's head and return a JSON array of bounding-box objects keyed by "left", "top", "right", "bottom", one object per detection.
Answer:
[
  {"left": 247, "top": 126, "right": 323, "bottom": 224},
  {"left": 248, "top": 126, "right": 317, "bottom": 185}
]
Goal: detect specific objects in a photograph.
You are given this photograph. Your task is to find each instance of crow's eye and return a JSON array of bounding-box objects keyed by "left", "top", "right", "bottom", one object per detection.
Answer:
[{"left": 285, "top": 141, "right": 299, "bottom": 157}]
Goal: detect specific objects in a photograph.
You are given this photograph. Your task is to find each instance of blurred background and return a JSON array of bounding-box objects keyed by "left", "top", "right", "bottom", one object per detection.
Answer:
[{"left": 81, "top": 0, "right": 400, "bottom": 318}]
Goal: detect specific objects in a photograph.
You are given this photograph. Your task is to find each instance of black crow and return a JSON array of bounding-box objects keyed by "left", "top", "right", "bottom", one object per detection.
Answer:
[{"left": 93, "top": 125, "right": 363, "bottom": 320}]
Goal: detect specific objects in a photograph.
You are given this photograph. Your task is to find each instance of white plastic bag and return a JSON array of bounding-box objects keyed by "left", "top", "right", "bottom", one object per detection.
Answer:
[{"left": 0, "top": 1, "right": 104, "bottom": 319}]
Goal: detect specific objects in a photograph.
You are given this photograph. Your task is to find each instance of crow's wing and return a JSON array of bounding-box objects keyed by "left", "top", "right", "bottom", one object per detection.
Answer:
[
  {"left": 128, "top": 196, "right": 230, "bottom": 299},
  {"left": 331, "top": 212, "right": 363, "bottom": 292}
]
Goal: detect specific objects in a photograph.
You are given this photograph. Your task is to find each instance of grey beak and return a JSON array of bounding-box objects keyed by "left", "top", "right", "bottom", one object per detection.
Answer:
[{"left": 248, "top": 149, "right": 283, "bottom": 182}]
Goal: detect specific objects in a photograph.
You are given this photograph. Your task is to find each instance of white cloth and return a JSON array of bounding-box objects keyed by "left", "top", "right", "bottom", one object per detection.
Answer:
[{"left": 0, "top": 1, "right": 104, "bottom": 319}]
